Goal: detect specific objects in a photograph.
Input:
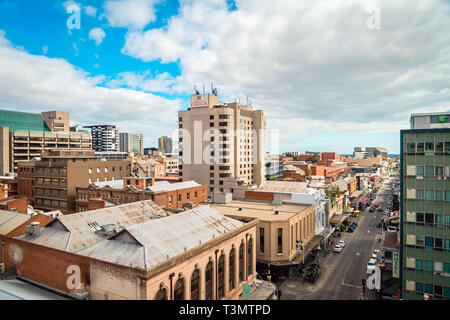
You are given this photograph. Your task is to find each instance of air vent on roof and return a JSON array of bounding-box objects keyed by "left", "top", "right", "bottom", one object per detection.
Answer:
[
  {"left": 238, "top": 208, "right": 242, "bottom": 211},
  {"left": 274, "top": 210, "right": 279, "bottom": 215}
]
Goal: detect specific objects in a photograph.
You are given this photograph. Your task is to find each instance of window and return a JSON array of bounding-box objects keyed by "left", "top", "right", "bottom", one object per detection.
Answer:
[
  {"left": 96, "top": 168, "right": 100, "bottom": 173},
  {"left": 406, "top": 142, "right": 415, "bottom": 154},
  {"left": 247, "top": 238, "right": 253, "bottom": 275},
  {"left": 416, "top": 166, "right": 424, "bottom": 176},
  {"left": 229, "top": 248, "right": 235, "bottom": 290},
  {"left": 260, "top": 228, "right": 264, "bottom": 253},
  {"left": 434, "top": 261, "right": 443, "bottom": 274},
  {"left": 416, "top": 212, "right": 424, "bottom": 225},
  {"left": 415, "top": 282, "right": 423, "bottom": 293},
  {"left": 277, "top": 228, "right": 283, "bottom": 253},
  {"left": 425, "top": 213, "right": 434, "bottom": 225},
  {"left": 416, "top": 189, "right": 424, "bottom": 199},
  {"left": 425, "top": 142, "right": 434, "bottom": 156},
  {"left": 174, "top": 278, "right": 185, "bottom": 300},
  {"left": 425, "top": 166, "right": 434, "bottom": 177},
  {"left": 425, "top": 260, "right": 433, "bottom": 274},
  {"left": 178, "top": 194, "right": 181, "bottom": 202},
  {"left": 417, "top": 142, "right": 424, "bottom": 154},
  {"left": 169, "top": 196, "right": 172, "bottom": 204},
  {"left": 88, "top": 168, "right": 92, "bottom": 174},
  {"left": 416, "top": 259, "right": 424, "bottom": 271},
  {"left": 239, "top": 243, "right": 244, "bottom": 282},
  {"left": 425, "top": 236, "right": 434, "bottom": 249},
  {"left": 216, "top": 255, "right": 225, "bottom": 300}
]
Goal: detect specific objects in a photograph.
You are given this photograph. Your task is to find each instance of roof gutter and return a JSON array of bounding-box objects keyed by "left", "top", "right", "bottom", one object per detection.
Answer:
[{"left": 16, "top": 276, "right": 83, "bottom": 300}]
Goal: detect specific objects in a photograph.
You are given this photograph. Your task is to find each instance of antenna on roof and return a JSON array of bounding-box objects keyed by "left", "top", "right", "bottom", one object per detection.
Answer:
[
  {"left": 202, "top": 83, "right": 205, "bottom": 94},
  {"left": 194, "top": 85, "right": 200, "bottom": 95}
]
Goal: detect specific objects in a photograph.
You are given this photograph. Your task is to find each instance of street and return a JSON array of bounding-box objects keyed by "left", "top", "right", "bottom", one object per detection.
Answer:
[{"left": 276, "top": 181, "right": 393, "bottom": 300}]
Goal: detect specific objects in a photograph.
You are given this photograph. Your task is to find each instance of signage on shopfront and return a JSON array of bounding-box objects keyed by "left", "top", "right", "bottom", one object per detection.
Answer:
[{"left": 392, "top": 251, "right": 400, "bottom": 278}]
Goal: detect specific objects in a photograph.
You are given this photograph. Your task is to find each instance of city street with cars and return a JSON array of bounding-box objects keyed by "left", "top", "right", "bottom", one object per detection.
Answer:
[{"left": 276, "top": 178, "right": 395, "bottom": 300}]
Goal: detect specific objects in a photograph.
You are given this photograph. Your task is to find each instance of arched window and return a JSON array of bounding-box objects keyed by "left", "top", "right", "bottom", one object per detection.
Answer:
[
  {"left": 205, "top": 261, "right": 213, "bottom": 300},
  {"left": 247, "top": 238, "right": 253, "bottom": 275},
  {"left": 218, "top": 254, "right": 225, "bottom": 299},
  {"left": 239, "top": 243, "right": 244, "bottom": 282},
  {"left": 154, "top": 288, "right": 167, "bottom": 300},
  {"left": 174, "top": 278, "right": 185, "bottom": 300},
  {"left": 191, "top": 269, "right": 200, "bottom": 300},
  {"left": 229, "top": 248, "right": 235, "bottom": 291}
]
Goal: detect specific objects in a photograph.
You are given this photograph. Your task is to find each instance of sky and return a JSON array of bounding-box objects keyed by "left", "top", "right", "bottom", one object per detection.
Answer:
[{"left": 0, "top": 0, "right": 450, "bottom": 154}]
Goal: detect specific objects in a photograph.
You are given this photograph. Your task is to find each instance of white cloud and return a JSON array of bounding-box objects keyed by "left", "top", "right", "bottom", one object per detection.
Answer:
[
  {"left": 103, "top": 0, "right": 161, "bottom": 30},
  {"left": 0, "top": 30, "right": 181, "bottom": 146},
  {"left": 89, "top": 28, "right": 106, "bottom": 45},
  {"left": 84, "top": 5, "right": 97, "bottom": 17},
  {"left": 122, "top": 0, "right": 450, "bottom": 151}
]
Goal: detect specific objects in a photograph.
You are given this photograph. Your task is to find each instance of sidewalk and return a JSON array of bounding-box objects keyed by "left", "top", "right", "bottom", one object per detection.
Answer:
[{"left": 276, "top": 244, "right": 336, "bottom": 300}]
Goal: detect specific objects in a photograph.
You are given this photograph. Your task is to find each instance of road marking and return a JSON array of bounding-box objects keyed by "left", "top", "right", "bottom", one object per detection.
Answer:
[{"left": 341, "top": 283, "right": 362, "bottom": 289}]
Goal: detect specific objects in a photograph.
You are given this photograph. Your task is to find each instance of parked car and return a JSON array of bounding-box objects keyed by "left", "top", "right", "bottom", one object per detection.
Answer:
[
  {"left": 374, "top": 204, "right": 380, "bottom": 208},
  {"left": 333, "top": 244, "right": 344, "bottom": 253},
  {"left": 347, "top": 227, "right": 354, "bottom": 233},
  {"left": 377, "top": 207, "right": 384, "bottom": 212},
  {"left": 373, "top": 249, "right": 380, "bottom": 254},
  {"left": 366, "top": 258, "right": 377, "bottom": 274},
  {"left": 337, "top": 240, "right": 346, "bottom": 247},
  {"left": 369, "top": 207, "right": 375, "bottom": 212},
  {"left": 350, "top": 223, "right": 358, "bottom": 230}
]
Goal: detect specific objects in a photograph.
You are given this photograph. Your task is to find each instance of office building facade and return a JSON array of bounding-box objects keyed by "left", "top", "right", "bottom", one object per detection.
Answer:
[
  {"left": 158, "top": 136, "right": 173, "bottom": 154},
  {"left": 119, "top": 132, "right": 144, "bottom": 155},
  {"left": 178, "top": 92, "right": 266, "bottom": 195},
  {"left": 400, "top": 112, "right": 450, "bottom": 300},
  {"left": 0, "top": 109, "right": 92, "bottom": 174},
  {"left": 84, "top": 125, "right": 119, "bottom": 152}
]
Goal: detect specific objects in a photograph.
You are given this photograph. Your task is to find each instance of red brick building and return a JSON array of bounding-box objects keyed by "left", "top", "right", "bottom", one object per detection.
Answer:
[
  {"left": 76, "top": 179, "right": 208, "bottom": 212},
  {"left": 18, "top": 162, "right": 36, "bottom": 206}
]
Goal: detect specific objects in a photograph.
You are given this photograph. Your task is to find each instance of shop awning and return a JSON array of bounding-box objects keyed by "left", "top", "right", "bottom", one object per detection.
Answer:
[{"left": 329, "top": 214, "right": 347, "bottom": 225}]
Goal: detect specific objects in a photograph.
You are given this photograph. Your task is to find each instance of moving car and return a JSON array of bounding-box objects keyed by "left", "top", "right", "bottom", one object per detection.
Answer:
[
  {"left": 366, "top": 258, "right": 377, "bottom": 274},
  {"left": 350, "top": 222, "right": 358, "bottom": 230},
  {"left": 333, "top": 244, "right": 344, "bottom": 253}
]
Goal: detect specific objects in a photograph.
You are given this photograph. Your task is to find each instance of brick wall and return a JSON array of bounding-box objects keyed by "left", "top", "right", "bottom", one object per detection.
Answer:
[{"left": 245, "top": 191, "right": 274, "bottom": 202}]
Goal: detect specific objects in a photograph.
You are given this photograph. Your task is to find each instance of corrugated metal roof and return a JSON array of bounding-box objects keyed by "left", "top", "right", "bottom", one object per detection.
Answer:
[
  {"left": 19, "top": 200, "right": 168, "bottom": 252},
  {"left": 72, "top": 206, "right": 244, "bottom": 269},
  {"left": 256, "top": 181, "right": 311, "bottom": 194},
  {"left": 0, "top": 210, "right": 31, "bottom": 235},
  {"left": 94, "top": 180, "right": 124, "bottom": 189},
  {"left": 147, "top": 180, "right": 201, "bottom": 192}
]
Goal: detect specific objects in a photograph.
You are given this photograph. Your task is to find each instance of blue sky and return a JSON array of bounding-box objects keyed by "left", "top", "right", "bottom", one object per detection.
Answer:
[{"left": 1, "top": 0, "right": 450, "bottom": 154}]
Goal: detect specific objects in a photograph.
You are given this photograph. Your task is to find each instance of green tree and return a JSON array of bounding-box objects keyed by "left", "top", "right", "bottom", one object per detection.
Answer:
[{"left": 304, "top": 167, "right": 312, "bottom": 183}]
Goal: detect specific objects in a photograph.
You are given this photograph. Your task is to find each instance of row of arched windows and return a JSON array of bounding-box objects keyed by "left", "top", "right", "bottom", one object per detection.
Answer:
[{"left": 154, "top": 238, "right": 253, "bottom": 300}]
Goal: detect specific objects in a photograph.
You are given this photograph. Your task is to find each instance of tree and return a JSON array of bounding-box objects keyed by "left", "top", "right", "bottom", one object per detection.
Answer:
[
  {"left": 304, "top": 167, "right": 312, "bottom": 183},
  {"left": 307, "top": 154, "right": 320, "bottom": 164}
]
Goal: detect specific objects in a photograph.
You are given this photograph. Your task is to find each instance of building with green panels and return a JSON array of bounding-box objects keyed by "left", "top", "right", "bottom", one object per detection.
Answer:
[
  {"left": 400, "top": 112, "right": 450, "bottom": 300},
  {"left": 0, "top": 109, "right": 51, "bottom": 133}
]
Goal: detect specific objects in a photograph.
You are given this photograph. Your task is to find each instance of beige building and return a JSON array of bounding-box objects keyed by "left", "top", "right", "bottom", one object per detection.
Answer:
[
  {"left": 178, "top": 92, "right": 266, "bottom": 197},
  {"left": 0, "top": 109, "right": 92, "bottom": 174},
  {"left": 206, "top": 200, "right": 317, "bottom": 266}
]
